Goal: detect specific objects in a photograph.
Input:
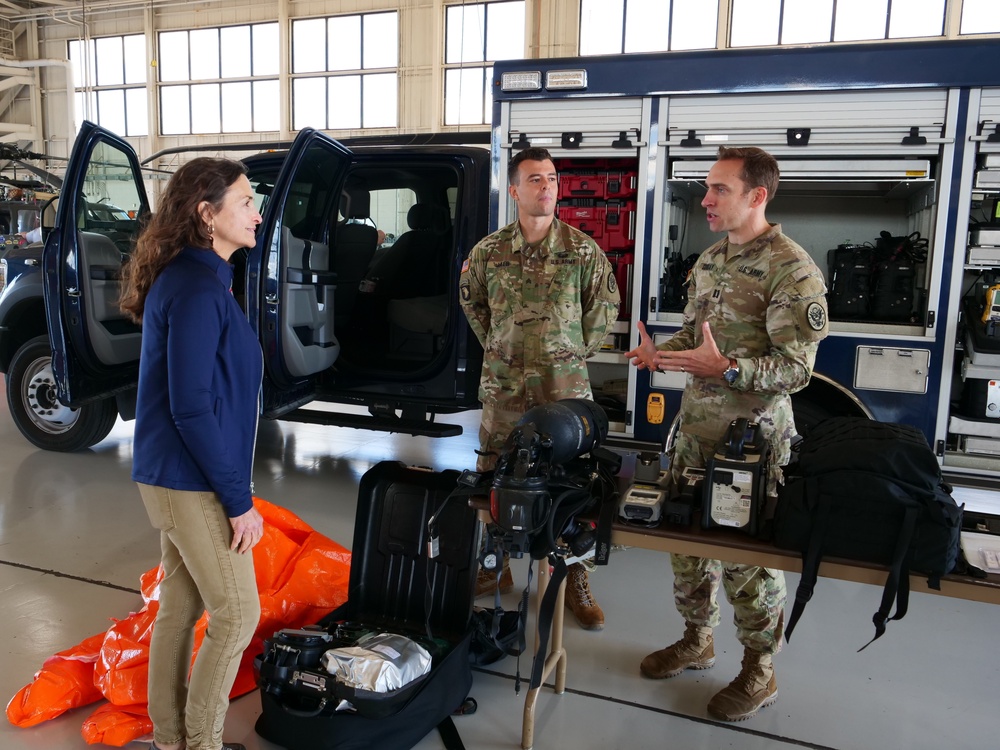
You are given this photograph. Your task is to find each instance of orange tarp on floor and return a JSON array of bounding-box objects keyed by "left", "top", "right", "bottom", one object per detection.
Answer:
[{"left": 6, "top": 497, "right": 351, "bottom": 746}]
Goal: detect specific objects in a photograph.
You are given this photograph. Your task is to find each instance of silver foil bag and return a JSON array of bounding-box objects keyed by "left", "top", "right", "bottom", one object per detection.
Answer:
[{"left": 320, "top": 633, "right": 431, "bottom": 694}]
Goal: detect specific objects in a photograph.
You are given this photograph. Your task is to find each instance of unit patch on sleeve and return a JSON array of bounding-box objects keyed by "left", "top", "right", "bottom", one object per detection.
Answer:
[{"left": 806, "top": 302, "right": 827, "bottom": 331}]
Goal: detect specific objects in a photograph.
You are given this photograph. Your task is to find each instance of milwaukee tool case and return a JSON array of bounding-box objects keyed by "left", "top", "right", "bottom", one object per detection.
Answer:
[{"left": 255, "top": 460, "right": 480, "bottom": 750}]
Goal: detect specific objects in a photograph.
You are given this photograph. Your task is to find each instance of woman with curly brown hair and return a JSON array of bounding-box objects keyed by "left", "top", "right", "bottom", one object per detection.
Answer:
[{"left": 120, "top": 157, "right": 263, "bottom": 750}]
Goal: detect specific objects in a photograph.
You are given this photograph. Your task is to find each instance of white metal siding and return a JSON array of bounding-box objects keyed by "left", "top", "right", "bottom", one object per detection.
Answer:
[{"left": 663, "top": 89, "right": 950, "bottom": 156}]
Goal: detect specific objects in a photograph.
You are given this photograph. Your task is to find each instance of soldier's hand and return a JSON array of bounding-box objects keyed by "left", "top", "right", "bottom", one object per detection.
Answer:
[
  {"left": 657, "top": 321, "right": 729, "bottom": 377},
  {"left": 625, "top": 321, "right": 659, "bottom": 370}
]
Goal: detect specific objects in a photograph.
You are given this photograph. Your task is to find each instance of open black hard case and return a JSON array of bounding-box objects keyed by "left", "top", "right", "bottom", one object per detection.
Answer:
[{"left": 255, "top": 460, "right": 480, "bottom": 750}]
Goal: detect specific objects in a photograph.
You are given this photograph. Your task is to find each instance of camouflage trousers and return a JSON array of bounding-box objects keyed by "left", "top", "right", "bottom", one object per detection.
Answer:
[
  {"left": 668, "top": 430, "right": 786, "bottom": 654},
  {"left": 476, "top": 403, "right": 525, "bottom": 473}
]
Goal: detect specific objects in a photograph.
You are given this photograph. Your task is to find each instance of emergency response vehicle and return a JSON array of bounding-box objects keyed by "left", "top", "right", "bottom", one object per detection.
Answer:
[{"left": 491, "top": 37, "right": 1000, "bottom": 486}]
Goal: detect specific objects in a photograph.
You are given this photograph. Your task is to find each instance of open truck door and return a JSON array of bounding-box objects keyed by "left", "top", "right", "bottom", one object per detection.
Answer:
[
  {"left": 251, "top": 128, "right": 352, "bottom": 418},
  {"left": 26, "top": 122, "right": 147, "bottom": 450}
]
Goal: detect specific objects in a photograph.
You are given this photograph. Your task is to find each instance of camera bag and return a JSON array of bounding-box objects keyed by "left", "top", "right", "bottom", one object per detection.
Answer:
[
  {"left": 773, "top": 417, "right": 964, "bottom": 649},
  {"left": 255, "top": 461, "right": 479, "bottom": 750},
  {"left": 827, "top": 244, "right": 873, "bottom": 319},
  {"left": 869, "top": 231, "right": 927, "bottom": 322}
]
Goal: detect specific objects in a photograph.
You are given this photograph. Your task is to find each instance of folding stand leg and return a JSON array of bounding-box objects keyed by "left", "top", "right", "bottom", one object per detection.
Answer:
[{"left": 521, "top": 560, "right": 567, "bottom": 750}]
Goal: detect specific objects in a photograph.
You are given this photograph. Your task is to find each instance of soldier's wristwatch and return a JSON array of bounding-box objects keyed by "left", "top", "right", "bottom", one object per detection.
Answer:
[{"left": 722, "top": 358, "right": 740, "bottom": 386}]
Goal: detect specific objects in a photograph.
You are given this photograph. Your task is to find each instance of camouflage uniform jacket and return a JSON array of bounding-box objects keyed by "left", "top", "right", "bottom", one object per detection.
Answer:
[
  {"left": 459, "top": 217, "right": 620, "bottom": 413},
  {"left": 658, "top": 223, "right": 828, "bottom": 465}
]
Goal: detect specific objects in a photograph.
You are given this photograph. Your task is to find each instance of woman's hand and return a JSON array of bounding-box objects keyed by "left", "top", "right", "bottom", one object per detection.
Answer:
[{"left": 229, "top": 506, "right": 264, "bottom": 553}]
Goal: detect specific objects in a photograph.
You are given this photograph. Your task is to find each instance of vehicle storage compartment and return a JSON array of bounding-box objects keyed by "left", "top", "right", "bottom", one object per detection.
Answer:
[
  {"left": 555, "top": 157, "right": 638, "bottom": 320},
  {"left": 945, "top": 88, "right": 1000, "bottom": 477},
  {"left": 655, "top": 88, "right": 949, "bottom": 335},
  {"left": 662, "top": 158, "right": 937, "bottom": 332}
]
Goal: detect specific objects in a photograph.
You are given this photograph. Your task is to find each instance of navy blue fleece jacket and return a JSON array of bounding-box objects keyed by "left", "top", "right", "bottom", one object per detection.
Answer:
[{"left": 131, "top": 246, "right": 262, "bottom": 517}]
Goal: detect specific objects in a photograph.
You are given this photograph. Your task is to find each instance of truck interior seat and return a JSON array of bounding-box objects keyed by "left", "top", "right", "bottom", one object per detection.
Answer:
[
  {"left": 385, "top": 293, "right": 449, "bottom": 360},
  {"left": 362, "top": 202, "right": 451, "bottom": 300},
  {"left": 333, "top": 188, "right": 378, "bottom": 323}
]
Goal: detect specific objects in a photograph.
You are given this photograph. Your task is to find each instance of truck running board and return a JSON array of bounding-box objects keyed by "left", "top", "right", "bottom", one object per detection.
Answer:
[{"left": 276, "top": 409, "right": 463, "bottom": 438}]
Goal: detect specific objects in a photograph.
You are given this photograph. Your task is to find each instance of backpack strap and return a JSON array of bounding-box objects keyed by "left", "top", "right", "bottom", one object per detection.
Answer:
[
  {"left": 858, "top": 505, "right": 918, "bottom": 651},
  {"left": 490, "top": 558, "right": 531, "bottom": 658},
  {"left": 528, "top": 556, "right": 569, "bottom": 690},
  {"left": 785, "top": 477, "right": 828, "bottom": 642},
  {"left": 437, "top": 715, "right": 467, "bottom": 750}
]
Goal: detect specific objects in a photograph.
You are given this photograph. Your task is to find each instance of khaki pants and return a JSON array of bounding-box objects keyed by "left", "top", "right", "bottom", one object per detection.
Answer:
[{"left": 138, "top": 484, "right": 260, "bottom": 750}]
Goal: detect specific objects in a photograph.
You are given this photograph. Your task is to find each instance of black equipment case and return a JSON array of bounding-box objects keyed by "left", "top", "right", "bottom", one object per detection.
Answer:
[{"left": 255, "top": 460, "right": 480, "bottom": 750}]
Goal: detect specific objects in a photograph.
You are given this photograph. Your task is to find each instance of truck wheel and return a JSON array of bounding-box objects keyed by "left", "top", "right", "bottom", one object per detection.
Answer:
[{"left": 5, "top": 335, "right": 118, "bottom": 451}]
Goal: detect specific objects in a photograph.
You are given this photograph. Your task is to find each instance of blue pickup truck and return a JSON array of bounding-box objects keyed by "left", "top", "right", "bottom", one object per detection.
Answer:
[{"left": 0, "top": 122, "right": 489, "bottom": 451}]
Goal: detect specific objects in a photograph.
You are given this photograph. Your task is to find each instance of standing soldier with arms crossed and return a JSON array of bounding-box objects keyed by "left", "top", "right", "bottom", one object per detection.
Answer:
[
  {"left": 626, "top": 146, "right": 829, "bottom": 719},
  {"left": 460, "top": 147, "right": 620, "bottom": 630}
]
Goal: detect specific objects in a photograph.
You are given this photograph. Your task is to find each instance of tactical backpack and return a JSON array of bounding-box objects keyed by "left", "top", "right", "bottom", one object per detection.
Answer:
[{"left": 773, "top": 417, "right": 965, "bottom": 649}]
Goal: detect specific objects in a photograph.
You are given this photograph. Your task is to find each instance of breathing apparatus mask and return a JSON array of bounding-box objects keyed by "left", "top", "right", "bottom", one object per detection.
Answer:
[{"left": 486, "top": 398, "right": 620, "bottom": 561}]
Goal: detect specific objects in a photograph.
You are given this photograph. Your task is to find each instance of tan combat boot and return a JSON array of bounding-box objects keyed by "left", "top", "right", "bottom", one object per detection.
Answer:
[
  {"left": 564, "top": 563, "right": 605, "bottom": 630},
  {"left": 640, "top": 622, "right": 714, "bottom": 678},
  {"left": 707, "top": 649, "right": 777, "bottom": 721},
  {"left": 475, "top": 554, "right": 514, "bottom": 598}
]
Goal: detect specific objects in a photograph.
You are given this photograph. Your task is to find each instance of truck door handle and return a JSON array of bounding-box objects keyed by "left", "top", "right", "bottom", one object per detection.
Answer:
[{"left": 265, "top": 293, "right": 278, "bottom": 305}]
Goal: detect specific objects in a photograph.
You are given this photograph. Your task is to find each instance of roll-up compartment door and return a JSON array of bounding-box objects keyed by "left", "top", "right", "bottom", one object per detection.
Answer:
[
  {"left": 977, "top": 88, "right": 1000, "bottom": 155},
  {"left": 507, "top": 98, "right": 646, "bottom": 156},
  {"left": 662, "top": 89, "right": 950, "bottom": 157}
]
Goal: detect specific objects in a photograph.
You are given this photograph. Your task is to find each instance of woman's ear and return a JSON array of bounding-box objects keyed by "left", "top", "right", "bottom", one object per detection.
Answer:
[{"left": 197, "top": 200, "right": 214, "bottom": 226}]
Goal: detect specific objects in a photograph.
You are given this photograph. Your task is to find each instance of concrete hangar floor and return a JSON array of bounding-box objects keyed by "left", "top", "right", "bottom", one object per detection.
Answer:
[{"left": 0, "top": 385, "right": 995, "bottom": 750}]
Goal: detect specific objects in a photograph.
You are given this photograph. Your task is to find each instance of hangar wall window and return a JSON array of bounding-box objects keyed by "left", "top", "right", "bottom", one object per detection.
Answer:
[
  {"left": 444, "top": 1, "right": 525, "bottom": 126},
  {"left": 729, "top": 0, "right": 947, "bottom": 46},
  {"left": 68, "top": 35, "right": 148, "bottom": 137},
  {"left": 291, "top": 12, "right": 399, "bottom": 131},
  {"left": 961, "top": 0, "right": 1000, "bottom": 34},
  {"left": 157, "top": 23, "right": 279, "bottom": 136},
  {"left": 579, "top": 0, "right": 717, "bottom": 55}
]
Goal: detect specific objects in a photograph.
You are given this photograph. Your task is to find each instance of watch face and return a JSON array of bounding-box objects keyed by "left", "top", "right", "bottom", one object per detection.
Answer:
[
  {"left": 724, "top": 367, "right": 738, "bottom": 384},
  {"left": 482, "top": 552, "right": 498, "bottom": 571}
]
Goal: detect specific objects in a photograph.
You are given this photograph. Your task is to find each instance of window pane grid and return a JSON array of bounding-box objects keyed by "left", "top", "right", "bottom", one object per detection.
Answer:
[
  {"left": 443, "top": 2, "right": 524, "bottom": 126},
  {"left": 729, "top": 0, "right": 949, "bottom": 46},
  {"left": 68, "top": 34, "right": 148, "bottom": 137},
  {"left": 157, "top": 22, "right": 279, "bottom": 135},
  {"left": 290, "top": 11, "right": 400, "bottom": 131}
]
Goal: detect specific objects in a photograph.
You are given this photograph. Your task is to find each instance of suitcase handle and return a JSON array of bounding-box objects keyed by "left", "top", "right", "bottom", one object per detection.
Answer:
[{"left": 278, "top": 697, "right": 328, "bottom": 718}]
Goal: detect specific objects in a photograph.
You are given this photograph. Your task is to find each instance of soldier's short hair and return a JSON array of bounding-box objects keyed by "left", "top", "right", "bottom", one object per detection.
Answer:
[
  {"left": 717, "top": 146, "right": 780, "bottom": 202},
  {"left": 508, "top": 147, "right": 555, "bottom": 186}
]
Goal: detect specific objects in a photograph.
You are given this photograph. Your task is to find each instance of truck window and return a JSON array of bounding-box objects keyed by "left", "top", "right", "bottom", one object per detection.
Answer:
[
  {"left": 79, "top": 140, "right": 143, "bottom": 254},
  {"left": 335, "top": 163, "right": 458, "bottom": 374},
  {"left": 370, "top": 187, "right": 418, "bottom": 247}
]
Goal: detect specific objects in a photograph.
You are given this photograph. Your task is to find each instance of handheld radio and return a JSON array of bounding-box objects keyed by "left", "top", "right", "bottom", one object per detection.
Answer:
[
  {"left": 982, "top": 284, "right": 1000, "bottom": 325},
  {"left": 702, "top": 419, "right": 770, "bottom": 536}
]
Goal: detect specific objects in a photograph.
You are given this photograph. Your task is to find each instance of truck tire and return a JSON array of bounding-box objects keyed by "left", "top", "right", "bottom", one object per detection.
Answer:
[{"left": 5, "top": 335, "right": 118, "bottom": 452}]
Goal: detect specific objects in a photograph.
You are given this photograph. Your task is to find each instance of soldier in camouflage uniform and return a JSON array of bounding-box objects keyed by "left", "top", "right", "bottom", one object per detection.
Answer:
[
  {"left": 626, "top": 146, "right": 829, "bottom": 721},
  {"left": 459, "top": 147, "right": 620, "bottom": 630}
]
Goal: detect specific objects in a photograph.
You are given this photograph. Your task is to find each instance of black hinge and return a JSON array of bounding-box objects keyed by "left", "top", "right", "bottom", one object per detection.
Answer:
[
  {"left": 649, "top": 296, "right": 657, "bottom": 313},
  {"left": 926, "top": 310, "right": 935, "bottom": 328},
  {"left": 626, "top": 410, "right": 633, "bottom": 426},
  {"left": 935, "top": 439, "right": 944, "bottom": 457}
]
